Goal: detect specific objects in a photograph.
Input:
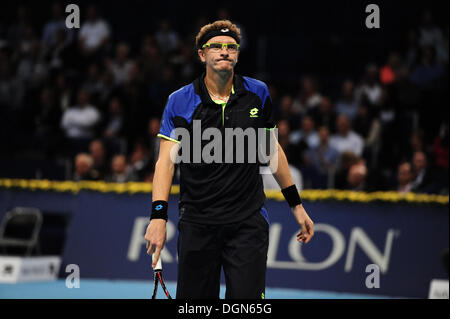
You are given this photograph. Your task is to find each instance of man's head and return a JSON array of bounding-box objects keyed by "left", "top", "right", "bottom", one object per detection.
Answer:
[
  {"left": 336, "top": 114, "right": 351, "bottom": 135},
  {"left": 77, "top": 89, "right": 90, "bottom": 107},
  {"left": 301, "top": 115, "right": 315, "bottom": 134},
  {"left": 75, "top": 153, "right": 93, "bottom": 176},
  {"left": 412, "top": 151, "right": 427, "bottom": 172},
  {"left": 318, "top": 126, "right": 330, "bottom": 144},
  {"left": 347, "top": 162, "right": 367, "bottom": 188},
  {"left": 397, "top": 162, "right": 413, "bottom": 186},
  {"left": 111, "top": 154, "right": 127, "bottom": 174},
  {"left": 196, "top": 20, "right": 241, "bottom": 74},
  {"left": 89, "top": 140, "right": 105, "bottom": 164}
]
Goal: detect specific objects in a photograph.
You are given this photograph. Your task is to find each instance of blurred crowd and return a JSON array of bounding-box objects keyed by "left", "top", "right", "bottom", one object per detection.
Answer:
[{"left": 0, "top": 4, "right": 448, "bottom": 194}]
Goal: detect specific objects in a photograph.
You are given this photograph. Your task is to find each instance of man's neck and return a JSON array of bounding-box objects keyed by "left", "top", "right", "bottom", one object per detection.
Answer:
[{"left": 204, "top": 68, "right": 234, "bottom": 97}]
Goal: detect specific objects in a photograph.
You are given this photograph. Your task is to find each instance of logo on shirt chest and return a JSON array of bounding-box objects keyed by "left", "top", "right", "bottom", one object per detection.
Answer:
[{"left": 249, "top": 107, "right": 259, "bottom": 118}]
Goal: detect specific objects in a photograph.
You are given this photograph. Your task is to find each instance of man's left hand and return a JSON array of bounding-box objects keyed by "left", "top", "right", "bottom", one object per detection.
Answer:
[{"left": 292, "top": 204, "right": 314, "bottom": 244}]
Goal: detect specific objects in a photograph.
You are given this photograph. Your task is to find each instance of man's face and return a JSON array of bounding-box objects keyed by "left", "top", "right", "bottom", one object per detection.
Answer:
[
  {"left": 413, "top": 152, "right": 427, "bottom": 171},
  {"left": 337, "top": 115, "right": 350, "bottom": 135},
  {"left": 398, "top": 163, "right": 412, "bottom": 184},
  {"left": 198, "top": 36, "right": 239, "bottom": 73}
]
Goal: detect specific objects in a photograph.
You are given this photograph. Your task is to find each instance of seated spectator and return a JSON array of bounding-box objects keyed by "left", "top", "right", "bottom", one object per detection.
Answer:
[
  {"left": 396, "top": 162, "right": 414, "bottom": 193},
  {"left": 352, "top": 103, "right": 382, "bottom": 168},
  {"left": 410, "top": 151, "right": 439, "bottom": 193},
  {"left": 155, "top": 19, "right": 179, "bottom": 54},
  {"left": 277, "top": 94, "right": 301, "bottom": 131},
  {"left": 89, "top": 139, "right": 109, "bottom": 179},
  {"left": 335, "top": 80, "right": 359, "bottom": 120},
  {"left": 41, "top": 2, "right": 74, "bottom": 48},
  {"left": 292, "top": 76, "right": 322, "bottom": 115},
  {"left": 60, "top": 89, "right": 101, "bottom": 155},
  {"left": 308, "top": 96, "right": 337, "bottom": 134},
  {"left": 303, "top": 126, "right": 339, "bottom": 188},
  {"left": 107, "top": 43, "right": 133, "bottom": 86},
  {"left": 276, "top": 119, "right": 308, "bottom": 170},
  {"left": 130, "top": 141, "right": 154, "bottom": 181},
  {"left": 73, "top": 153, "right": 99, "bottom": 181},
  {"left": 379, "top": 52, "right": 402, "bottom": 85},
  {"left": 290, "top": 115, "right": 319, "bottom": 148},
  {"left": 355, "top": 63, "right": 382, "bottom": 107},
  {"left": 410, "top": 45, "right": 445, "bottom": 90},
  {"left": 103, "top": 97, "right": 124, "bottom": 139},
  {"left": 329, "top": 114, "right": 364, "bottom": 157},
  {"left": 345, "top": 161, "right": 368, "bottom": 191},
  {"left": 106, "top": 154, "right": 138, "bottom": 183},
  {"left": 334, "top": 151, "right": 360, "bottom": 189},
  {"left": 78, "top": 5, "right": 110, "bottom": 58},
  {"left": 83, "top": 63, "right": 104, "bottom": 101},
  {"left": 61, "top": 89, "right": 101, "bottom": 139}
]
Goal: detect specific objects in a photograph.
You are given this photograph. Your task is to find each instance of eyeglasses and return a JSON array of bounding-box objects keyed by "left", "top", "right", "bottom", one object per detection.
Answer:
[{"left": 202, "top": 42, "right": 240, "bottom": 52}]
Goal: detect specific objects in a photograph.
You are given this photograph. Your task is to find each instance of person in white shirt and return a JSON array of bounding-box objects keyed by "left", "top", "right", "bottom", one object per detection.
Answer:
[
  {"left": 61, "top": 89, "right": 101, "bottom": 139},
  {"left": 329, "top": 114, "right": 364, "bottom": 157},
  {"left": 79, "top": 5, "right": 110, "bottom": 55}
]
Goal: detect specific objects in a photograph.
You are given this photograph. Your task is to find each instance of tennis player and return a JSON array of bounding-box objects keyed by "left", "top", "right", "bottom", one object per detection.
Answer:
[{"left": 145, "top": 20, "right": 314, "bottom": 299}]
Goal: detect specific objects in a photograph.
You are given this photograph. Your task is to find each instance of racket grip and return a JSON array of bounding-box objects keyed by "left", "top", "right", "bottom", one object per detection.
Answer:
[{"left": 152, "top": 254, "right": 162, "bottom": 271}]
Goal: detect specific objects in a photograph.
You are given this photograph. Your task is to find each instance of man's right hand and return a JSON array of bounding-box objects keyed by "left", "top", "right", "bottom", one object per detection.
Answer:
[{"left": 145, "top": 219, "right": 167, "bottom": 268}]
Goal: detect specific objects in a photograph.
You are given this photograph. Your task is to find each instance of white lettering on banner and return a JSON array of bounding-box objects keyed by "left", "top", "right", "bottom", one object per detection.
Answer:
[
  {"left": 267, "top": 223, "right": 345, "bottom": 270},
  {"left": 345, "top": 227, "right": 397, "bottom": 273},
  {"left": 127, "top": 217, "right": 175, "bottom": 262},
  {"left": 127, "top": 219, "right": 398, "bottom": 273},
  {"left": 266, "top": 223, "right": 397, "bottom": 271}
]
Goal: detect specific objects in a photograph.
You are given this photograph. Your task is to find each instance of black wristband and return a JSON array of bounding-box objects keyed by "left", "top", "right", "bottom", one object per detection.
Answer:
[
  {"left": 281, "top": 184, "right": 302, "bottom": 207},
  {"left": 150, "top": 200, "right": 168, "bottom": 221}
]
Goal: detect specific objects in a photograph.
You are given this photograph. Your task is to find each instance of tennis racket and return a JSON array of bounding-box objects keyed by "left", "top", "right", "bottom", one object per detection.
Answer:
[{"left": 151, "top": 255, "right": 172, "bottom": 299}]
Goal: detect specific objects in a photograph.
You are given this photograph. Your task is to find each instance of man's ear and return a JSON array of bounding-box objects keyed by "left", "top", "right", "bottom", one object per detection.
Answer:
[{"left": 198, "top": 49, "right": 206, "bottom": 63}]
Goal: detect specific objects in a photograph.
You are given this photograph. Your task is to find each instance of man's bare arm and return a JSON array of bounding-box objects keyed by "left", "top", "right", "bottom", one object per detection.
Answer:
[
  {"left": 268, "top": 130, "right": 315, "bottom": 244},
  {"left": 145, "top": 138, "right": 179, "bottom": 267}
]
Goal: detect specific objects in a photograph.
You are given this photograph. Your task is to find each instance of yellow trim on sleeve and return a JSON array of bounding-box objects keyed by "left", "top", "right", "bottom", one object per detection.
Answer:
[{"left": 157, "top": 133, "right": 181, "bottom": 144}]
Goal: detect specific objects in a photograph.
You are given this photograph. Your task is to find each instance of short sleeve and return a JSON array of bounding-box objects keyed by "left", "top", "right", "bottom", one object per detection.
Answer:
[{"left": 158, "top": 95, "right": 181, "bottom": 143}]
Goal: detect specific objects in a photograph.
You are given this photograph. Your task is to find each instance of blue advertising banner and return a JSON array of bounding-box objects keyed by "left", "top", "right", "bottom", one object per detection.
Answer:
[{"left": 0, "top": 188, "right": 448, "bottom": 298}]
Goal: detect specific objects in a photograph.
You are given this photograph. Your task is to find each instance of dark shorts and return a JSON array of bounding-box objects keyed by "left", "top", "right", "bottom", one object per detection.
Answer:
[{"left": 176, "top": 206, "right": 270, "bottom": 299}]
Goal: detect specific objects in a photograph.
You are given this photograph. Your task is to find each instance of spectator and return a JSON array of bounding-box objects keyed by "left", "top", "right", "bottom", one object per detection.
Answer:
[
  {"left": 108, "top": 43, "right": 133, "bottom": 86},
  {"left": 276, "top": 119, "right": 308, "bottom": 170},
  {"left": 379, "top": 52, "right": 402, "bottom": 85},
  {"left": 106, "top": 154, "right": 138, "bottom": 183},
  {"left": 334, "top": 151, "right": 360, "bottom": 189},
  {"left": 102, "top": 97, "right": 124, "bottom": 139},
  {"left": 308, "top": 96, "right": 337, "bottom": 134},
  {"left": 290, "top": 115, "right": 319, "bottom": 148},
  {"left": 79, "top": 5, "right": 111, "bottom": 58},
  {"left": 335, "top": 80, "right": 359, "bottom": 120},
  {"left": 303, "top": 126, "right": 339, "bottom": 189},
  {"left": 396, "top": 162, "right": 414, "bottom": 193},
  {"left": 292, "top": 76, "right": 322, "bottom": 115},
  {"left": 346, "top": 161, "right": 368, "bottom": 191},
  {"left": 55, "top": 73, "right": 74, "bottom": 111},
  {"left": 329, "top": 114, "right": 364, "bottom": 157},
  {"left": 130, "top": 141, "right": 154, "bottom": 182},
  {"left": 83, "top": 63, "right": 104, "bottom": 101},
  {"left": 410, "top": 151, "right": 438, "bottom": 193},
  {"left": 355, "top": 63, "right": 382, "bottom": 107},
  {"left": 89, "top": 139, "right": 109, "bottom": 179},
  {"left": 277, "top": 94, "right": 301, "bottom": 130},
  {"left": 432, "top": 124, "right": 449, "bottom": 171},
  {"left": 73, "top": 153, "right": 99, "bottom": 181},
  {"left": 60, "top": 89, "right": 101, "bottom": 155},
  {"left": 155, "top": 19, "right": 179, "bottom": 54},
  {"left": 410, "top": 45, "right": 445, "bottom": 90},
  {"left": 418, "top": 11, "right": 448, "bottom": 64},
  {"left": 41, "top": 2, "right": 74, "bottom": 49},
  {"left": 352, "top": 103, "right": 382, "bottom": 168}
]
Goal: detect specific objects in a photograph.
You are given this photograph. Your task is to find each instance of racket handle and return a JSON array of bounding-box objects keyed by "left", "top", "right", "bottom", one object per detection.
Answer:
[{"left": 152, "top": 254, "right": 162, "bottom": 271}]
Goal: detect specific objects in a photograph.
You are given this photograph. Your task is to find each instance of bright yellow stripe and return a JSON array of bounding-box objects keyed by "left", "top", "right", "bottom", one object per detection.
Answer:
[
  {"left": 0, "top": 179, "right": 448, "bottom": 204},
  {"left": 157, "top": 133, "right": 180, "bottom": 144}
]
